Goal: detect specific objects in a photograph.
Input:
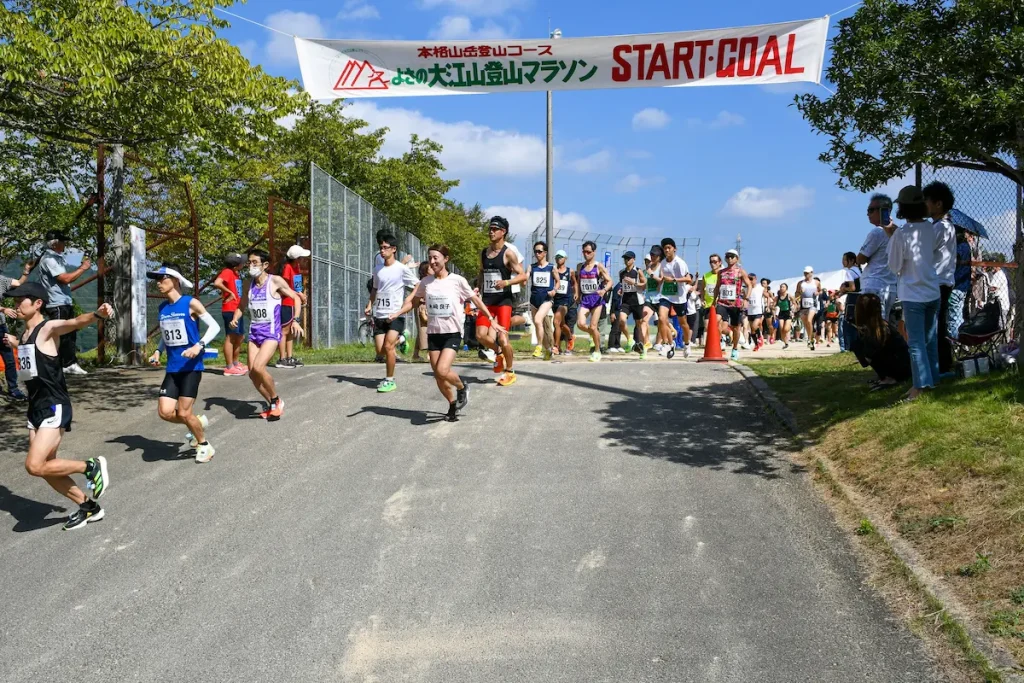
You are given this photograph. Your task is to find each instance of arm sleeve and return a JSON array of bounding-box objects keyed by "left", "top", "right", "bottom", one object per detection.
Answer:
[{"left": 198, "top": 311, "right": 221, "bottom": 346}]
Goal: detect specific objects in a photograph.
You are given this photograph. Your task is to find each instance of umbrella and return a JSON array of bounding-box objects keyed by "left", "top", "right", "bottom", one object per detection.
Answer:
[{"left": 948, "top": 208, "right": 988, "bottom": 238}]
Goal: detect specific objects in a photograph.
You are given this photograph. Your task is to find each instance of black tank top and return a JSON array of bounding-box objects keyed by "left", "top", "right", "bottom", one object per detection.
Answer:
[
  {"left": 619, "top": 267, "right": 641, "bottom": 306},
  {"left": 20, "top": 322, "right": 70, "bottom": 409},
  {"left": 481, "top": 245, "right": 513, "bottom": 307}
]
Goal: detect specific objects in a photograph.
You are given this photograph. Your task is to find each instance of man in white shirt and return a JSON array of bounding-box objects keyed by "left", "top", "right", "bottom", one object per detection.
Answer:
[
  {"left": 858, "top": 194, "right": 899, "bottom": 320},
  {"left": 656, "top": 237, "right": 693, "bottom": 359},
  {"left": 366, "top": 234, "right": 419, "bottom": 393},
  {"left": 923, "top": 181, "right": 957, "bottom": 374}
]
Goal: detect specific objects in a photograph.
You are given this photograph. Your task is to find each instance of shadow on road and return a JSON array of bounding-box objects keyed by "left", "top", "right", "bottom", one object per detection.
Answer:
[
  {"left": 107, "top": 435, "right": 187, "bottom": 462},
  {"left": 202, "top": 396, "right": 264, "bottom": 420},
  {"left": 513, "top": 367, "right": 794, "bottom": 480},
  {"left": 347, "top": 405, "right": 449, "bottom": 425},
  {"left": 0, "top": 485, "right": 67, "bottom": 532},
  {"left": 327, "top": 375, "right": 381, "bottom": 389}
]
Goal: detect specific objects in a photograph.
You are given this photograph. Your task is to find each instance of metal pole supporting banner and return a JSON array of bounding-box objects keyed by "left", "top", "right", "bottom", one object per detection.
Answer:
[{"left": 545, "top": 28, "right": 561, "bottom": 251}]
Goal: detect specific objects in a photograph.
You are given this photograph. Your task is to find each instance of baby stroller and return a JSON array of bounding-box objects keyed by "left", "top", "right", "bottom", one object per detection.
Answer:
[{"left": 953, "top": 301, "right": 1006, "bottom": 366}]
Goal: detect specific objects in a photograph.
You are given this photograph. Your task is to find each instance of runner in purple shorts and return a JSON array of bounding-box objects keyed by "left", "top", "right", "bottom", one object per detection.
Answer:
[{"left": 230, "top": 249, "right": 303, "bottom": 420}]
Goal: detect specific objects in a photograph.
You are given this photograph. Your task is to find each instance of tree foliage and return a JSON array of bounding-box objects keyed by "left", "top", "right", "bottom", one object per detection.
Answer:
[{"left": 796, "top": 0, "right": 1024, "bottom": 190}]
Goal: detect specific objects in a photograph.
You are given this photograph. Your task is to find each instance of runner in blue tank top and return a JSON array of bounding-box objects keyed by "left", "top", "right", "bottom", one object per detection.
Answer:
[
  {"left": 147, "top": 263, "right": 221, "bottom": 463},
  {"left": 527, "top": 240, "right": 560, "bottom": 360},
  {"left": 230, "top": 249, "right": 304, "bottom": 420}
]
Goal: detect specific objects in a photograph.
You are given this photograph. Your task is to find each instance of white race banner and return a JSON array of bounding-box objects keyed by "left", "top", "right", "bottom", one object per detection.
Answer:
[
  {"left": 296, "top": 17, "right": 828, "bottom": 99},
  {"left": 130, "top": 225, "right": 147, "bottom": 345}
]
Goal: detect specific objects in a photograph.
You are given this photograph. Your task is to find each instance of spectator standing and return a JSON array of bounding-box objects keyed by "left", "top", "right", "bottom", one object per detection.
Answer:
[
  {"left": 984, "top": 256, "right": 1012, "bottom": 331},
  {"left": 947, "top": 225, "right": 973, "bottom": 338},
  {"left": 0, "top": 263, "right": 31, "bottom": 399},
  {"left": 923, "top": 181, "right": 957, "bottom": 374},
  {"left": 35, "top": 230, "right": 91, "bottom": 375},
  {"left": 277, "top": 244, "right": 311, "bottom": 368},
  {"left": 887, "top": 186, "right": 941, "bottom": 402},
  {"left": 838, "top": 251, "right": 862, "bottom": 352},
  {"left": 213, "top": 252, "right": 247, "bottom": 376},
  {"left": 858, "top": 194, "right": 899, "bottom": 320}
]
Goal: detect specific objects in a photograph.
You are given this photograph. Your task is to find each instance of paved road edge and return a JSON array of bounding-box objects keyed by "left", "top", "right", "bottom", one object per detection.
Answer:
[{"left": 730, "top": 360, "right": 1024, "bottom": 683}]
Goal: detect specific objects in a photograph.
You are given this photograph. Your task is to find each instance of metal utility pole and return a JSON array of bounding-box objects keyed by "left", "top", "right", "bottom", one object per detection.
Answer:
[{"left": 545, "top": 27, "right": 562, "bottom": 251}]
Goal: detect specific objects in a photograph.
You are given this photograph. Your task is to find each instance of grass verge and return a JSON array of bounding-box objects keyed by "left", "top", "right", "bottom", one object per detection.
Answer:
[{"left": 748, "top": 353, "right": 1024, "bottom": 671}]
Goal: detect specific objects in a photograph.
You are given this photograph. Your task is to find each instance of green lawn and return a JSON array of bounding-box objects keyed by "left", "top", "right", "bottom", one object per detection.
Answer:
[{"left": 749, "top": 353, "right": 1024, "bottom": 663}]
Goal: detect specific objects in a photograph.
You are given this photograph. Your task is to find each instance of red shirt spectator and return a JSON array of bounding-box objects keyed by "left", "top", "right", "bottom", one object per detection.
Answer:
[
  {"left": 217, "top": 266, "right": 243, "bottom": 313},
  {"left": 281, "top": 262, "right": 297, "bottom": 308}
]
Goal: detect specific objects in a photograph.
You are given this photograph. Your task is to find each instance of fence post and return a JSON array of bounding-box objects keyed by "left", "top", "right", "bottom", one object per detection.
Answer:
[
  {"left": 96, "top": 144, "right": 107, "bottom": 365},
  {"left": 327, "top": 171, "right": 333, "bottom": 348}
]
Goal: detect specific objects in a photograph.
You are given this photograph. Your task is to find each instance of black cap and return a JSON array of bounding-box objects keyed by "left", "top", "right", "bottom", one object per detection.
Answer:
[
  {"left": 649, "top": 245, "right": 663, "bottom": 257},
  {"left": 487, "top": 216, "right": 509, "bottom": 232},
  {"left": 45, "top": 229, "right": 67, "bottom": 243},
  {"left": 622, "top": 250, "right": 636, "bottom": 260},
  {"left": 6, "top": 281, "right": 49, "bottom": 305}
]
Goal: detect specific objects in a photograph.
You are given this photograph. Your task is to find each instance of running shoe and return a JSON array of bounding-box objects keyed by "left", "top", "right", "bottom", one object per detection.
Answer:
[
  {"left": 740, "top": 342, "right": 752, "bottom": 350},
  {"left": 195, "top": 443, "right": 216, "bottom": 464},
  {"left": 186, "top": 414, "right": 210, "bottom": 448},
  {"left": 632, "top": 341, "right": 643, "bottom": 354},
  {"left": 639, "top": 349, "right": 647, "bottom": 360},
  {"left": 567, "top": 337, "right": 575, "bottom": 352},
  {"left": 398, "top": 336, "right": 408, "bottom": 354},
  {"left": 237, "top": 363, "right": 249, "bottom": 373},
  {"left": 666, "top": 347, "right": 675, "bottom": 360},
  {"left": 783, "top": 342, "right": 789, "bottom": 350},
  {"left": 810, "top": 340, "right": 816, "bottom": 351},
  {"left": 269, "top": 397, "right": 284, "bottom": 419},
  {"left": 377, "top": 379, "right": 397, "bottom": 393},
  {"left": 730, "top": 349, "right": 740, "bottom": 361},
  {"left": 496, "top": 371, "right": 517, "bottom": 386},
  {"left": 654, "top": 344, "right": 664, "bottom": 353},
  {"left": 445, "top": 402, "right": 459, "bottom": 421},
  {"left": 275, "top": 358, "right": 291, "bottom": 368},
  {"left": 589, "top": 351, "right": 602, "bottom": 362},
  {"left": 532, "top": 345, "right": 544, "bottom": 358},
  {"left": 543, "top": 349, "right": 552, "bottom": 361},
  {"left": 64, "top": 363, "right": 88, "bottom": 376},
  {"left": 259, "top": 402, "right": 273, "bottom": 419},
  {"left": 223, "top": 364, "right": 245, "bottom": 376},
  {"left": 455, "top": 385, "right": 469, "bottom": 411},
  {"left": 8, "top": 388, "right": 27, "bottom": 401},
  {"left": 754, "top": 342, "right": 762, "bottom": 352},
  {"left": 84, "top": 456, "right": 109, "bottom": 499},
  {"left": 614, "top": 347, "right": 626, "bottom": 354},
  {"left": 683, "top": 345, "right": 691, "bottom": 359},
  {"left": 292, "top": 357, "right": 304, "bottom": 367},
  {"left": 493, "top": 354, "right": 505, "bottom": 374},
  {"left": 62, "top": 502, "right": 104, "bottom": 530},
  {"left": 551, "top": 348, "right": 560, "bottom": 356}
]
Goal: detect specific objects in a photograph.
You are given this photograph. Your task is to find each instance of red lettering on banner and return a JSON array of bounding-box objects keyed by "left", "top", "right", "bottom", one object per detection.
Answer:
[
  {"left": 646, "top": 43, "right": 671, "bottom": 80},
  {"left": 756, "top": 35, "right": 782, "bottom": 76},
  {"left": 673, "top": 41, "right": 695, "bottom": 80},
  {"left": 737, "top": 37, "right": 758, "bottom": 77},
  {"left": 695, "top": 40, "right": 714, "bottom": 79},
  {"left": 783, "top": 33, "right": 804, "bottom": 74},
  {"left": 612, "top": 44, "right": 632, "bottom": 81},
  {"left": 634, "top": 44, "right": 652, "bottom": 80},
  {"left": 716, "top": 38, "right": 738, "bottom": 78}
]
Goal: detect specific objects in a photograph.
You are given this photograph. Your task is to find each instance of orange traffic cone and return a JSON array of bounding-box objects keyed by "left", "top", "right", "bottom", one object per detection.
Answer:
[{"left": 698, "top": 306, "right": 728, "bottom": 364}]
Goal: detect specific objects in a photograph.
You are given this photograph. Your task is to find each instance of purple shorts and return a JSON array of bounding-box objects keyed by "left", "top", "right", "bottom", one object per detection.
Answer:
[
  {"left": 581, "top": 294, "right": 603, "bottom": 310},
  {"left": 249, "top": 327, "right": 280, "bottom": 347}
]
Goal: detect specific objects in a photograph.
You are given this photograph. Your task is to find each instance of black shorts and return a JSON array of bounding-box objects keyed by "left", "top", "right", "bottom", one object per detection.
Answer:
[
  {"left": 658, "top": 300, "right": 686, "bottom": 317},
  {"left": 427, "top": 332, "right": 462, "bottom": 352},
  {"left": 747, "top": 313, "right": 763, "bottom": 323},
  {"left": 553, "top": 297, "right": 572, "bottom": 311},
  {"left": 686, "top": 312, "right": 698, "bottom": 331},
  {"left": 778, "top": 310, "right": 792, "bottom": 321},
  {"left": 565, "top": 306, "right": 579, "bottom": 327},
  {"left": 26, "top": 402, "right": 73, "bottom": 431},
  {"left": 723, "top": 306, "right": 743, "bottom": 327},
  {"left": 281, "top": 305, "right": 294, "bottom": 326},
  {"left": 619, "top": 302, "right": 645, "bottom": 321},
  {"left": 373, "top": 317, "right": 406, "bottom": 336},
  {"left": 160, "top": 371, "right": 203, "bottom": 400}
]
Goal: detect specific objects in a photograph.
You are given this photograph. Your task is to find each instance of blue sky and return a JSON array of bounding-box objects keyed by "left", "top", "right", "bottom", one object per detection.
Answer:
[{"left": 217, "top": 0, "right": 909, "bottom": 282}]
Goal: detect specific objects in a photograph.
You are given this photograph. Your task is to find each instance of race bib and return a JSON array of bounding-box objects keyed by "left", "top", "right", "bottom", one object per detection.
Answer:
[
  {"left": 249, "top": 301, "right": 272, "bottom": 324},
  {"left": 580, "top": 278, "right": 599, "bottom": 294},
  {"left": 483, "top": 271, "right": 502, "bottom": 294},
  {"left": 646, "top": 277, "right": 659, "bottom": 292},
  {"left": 556, "top": 278, "right": 569, "bottom": 295},
  {"left": 532, "top": 271, "right": 551, "bottom": 288},
  {"left": 662, "top": 281, "right": 679, "bottom": 296},
  {"left": 160, "top": 318, "right": 189, "bottom": 347},
  {"left": 622, "top": 278, "right": 638, "bottom": 293},
  {"left": 719, "top": 284, "right": 737, "bottom": 300},
  {"left": 426, "top": 293, "right": 456, "bottom": 317},
  {"left": 16, "top": 344, "right": 37, "bottom": 381},
  {"left": 374, "top": 295, "right": 400, "bottom": 316},
  {"left": 802, "top": 297, "right": 816, "bottom": 309},
  {"left": 293, "top": 274, "right": 304, "bottom": 293}
]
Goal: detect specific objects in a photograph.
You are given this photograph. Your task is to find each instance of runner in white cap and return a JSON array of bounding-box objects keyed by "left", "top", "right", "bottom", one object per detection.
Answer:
[
  {"left": 796, "top": 266, "right": 821, "bottom": 351},
  {"left": 146, "top": 264, "right": 221, "bottom": 463}
]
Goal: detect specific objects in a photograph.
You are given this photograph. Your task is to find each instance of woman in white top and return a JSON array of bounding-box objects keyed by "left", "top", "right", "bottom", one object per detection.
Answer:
[
  {"left": 391, "top": 244, "right": 497, "bottom": 422},
  {"left": 795, "top": 267, "right": 821, "bottom": 351},
  {"left": 886, "top": 186, "right": 942, "bottom": 401}
]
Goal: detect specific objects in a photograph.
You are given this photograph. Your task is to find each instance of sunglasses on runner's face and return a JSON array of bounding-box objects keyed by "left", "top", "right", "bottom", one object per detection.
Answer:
[
  {"left": 534, "top": 249, "right": 545, "bottom": 254},
  {"left": 582, "top": 249, "right": 594, "bottom": 255}
]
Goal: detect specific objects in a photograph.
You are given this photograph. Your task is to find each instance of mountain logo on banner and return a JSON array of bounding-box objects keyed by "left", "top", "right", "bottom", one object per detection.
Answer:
[{"left": 333, "top": 60, "right": 389, "bottom": 91}]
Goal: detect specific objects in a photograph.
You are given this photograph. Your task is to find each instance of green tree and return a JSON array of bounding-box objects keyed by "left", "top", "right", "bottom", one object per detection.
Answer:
[{"left": 796, "top": 0, "right": 1024, "bottom": 337}]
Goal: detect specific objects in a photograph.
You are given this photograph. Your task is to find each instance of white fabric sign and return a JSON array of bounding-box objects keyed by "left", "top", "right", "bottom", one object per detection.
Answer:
[
  {"left": 296, "top": 18, "right": 829, "bottom": 98},
  {"left": 130, "top": 225, "right": 147, "bottom": 344}
]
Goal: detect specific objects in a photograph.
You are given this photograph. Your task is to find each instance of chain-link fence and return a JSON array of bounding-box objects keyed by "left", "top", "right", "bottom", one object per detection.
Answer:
[{"left": 310, "top": 162, "right": 428, "bottom": 346}]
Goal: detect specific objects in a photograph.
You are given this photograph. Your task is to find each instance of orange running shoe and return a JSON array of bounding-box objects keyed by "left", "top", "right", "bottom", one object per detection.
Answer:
[
  {"left": 567, "top": 336, "right": 575, "bottom": 352},
  {"left": 259, "top": 403, "right": 273, "bottom": 419},
  {"left": 492, "top": 353, "right": 504, "bottom": 374},
  {"left": 496, "top": 371, "right": 517, "bottom": 386},
  {"left": 269, "top": 397, "right": 284, "bottom": 419}
]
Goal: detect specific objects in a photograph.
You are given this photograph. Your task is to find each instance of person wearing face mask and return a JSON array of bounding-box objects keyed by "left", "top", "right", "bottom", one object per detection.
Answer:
[
  {"left": 230, "top": 249, "right": 303, "bottom": 420},
  {"left": 146, "top": 264, "right": 221, "bottom": 464}
]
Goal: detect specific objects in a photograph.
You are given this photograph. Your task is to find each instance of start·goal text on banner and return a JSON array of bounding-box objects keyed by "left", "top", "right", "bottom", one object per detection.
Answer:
[{"left": 296, "top": 17, "right": 829, "bottom": 99}]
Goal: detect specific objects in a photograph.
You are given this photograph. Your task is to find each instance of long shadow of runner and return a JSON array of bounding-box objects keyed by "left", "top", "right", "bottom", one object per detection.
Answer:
[
  {"left": 348, "top": 405, "right": 449, "bottom": 425},
  {"left": 203, "top": 396, "right": 265, "bottom": 420},
  {"left": 513, "top": 367, "right": 791, "bottom": 480},
  {"left": 328, "top": 375, "right": 380, "bottom": 389},
  {"left": 0, "top": 485, "right": 67, "bottom": 532},
  {"left": 108, "top": 435, "right": 186, "bottom": 462}
]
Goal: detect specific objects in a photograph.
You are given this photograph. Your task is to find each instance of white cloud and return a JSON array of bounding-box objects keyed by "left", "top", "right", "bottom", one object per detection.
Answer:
[
  {"left": 338, "top": 0, "right": 380, "bottom": 20},
  {"left": 565, "top": 149, "right": 612, "bottom": 173},
  {"left": 721, "top": 185, "right": 814, "bottom": 218},
  {"left": 632, "top": 108, "right": 670, "bottom": 131},
  {"left": 483, "top": 206, "right": 591, "bottom": 235},
  {"left": 343, "top": 101, "right": 545, "bottom": 176},
  {"left": 266, "top": 11, "right": 326, "bottom": 66},
  {"left": 688, "top": 110, "right": 746, "bottom": 129},
  {"left": 615, "top": 173, "right": 664, "bottom": 193},
  {"left": 429, "top": 15, "right": 508, "bottom": 40},
  {"left": 419, "top": 0, "right": 529, "bottom": 17},
  {"left": 624, "top": 149, "right": 653, "bottom": 160}
]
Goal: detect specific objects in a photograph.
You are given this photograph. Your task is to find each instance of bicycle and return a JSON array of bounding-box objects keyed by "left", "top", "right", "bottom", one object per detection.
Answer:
[{"left": 357, "top": 315, "right": 374, "bottom": 346}]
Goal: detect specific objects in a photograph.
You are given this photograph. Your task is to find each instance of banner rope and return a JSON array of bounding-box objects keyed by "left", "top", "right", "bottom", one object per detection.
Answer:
[
  {"left": 827, "top": 2, "right": 864, "bottom": 19},
  {"left": 213, "top": 7, "right": 294, "bottom": 37}
]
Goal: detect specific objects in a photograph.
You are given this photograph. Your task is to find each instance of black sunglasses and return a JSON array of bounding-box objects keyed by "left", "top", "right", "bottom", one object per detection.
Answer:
[{"left": 534, "top": 249, "right": 545, "bottom": 253}]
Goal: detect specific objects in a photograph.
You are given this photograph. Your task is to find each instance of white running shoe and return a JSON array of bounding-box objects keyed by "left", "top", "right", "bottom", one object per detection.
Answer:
[
  {"left": 195, "top": 443, "right": 215, "bottom": 464},
  {"left": 683, "top": 345, "right": 691, "bottom": 359},
  {"left": 186, "top": 414, "right": 210, "bottom": 449},
  {"left": 64, "top": 363, "right": 88, "bottom": 376},
  {"left": 589, "top": 351, "right": 602, "bottom": 362},
  {"left": 482, "top": 348, "right": 496, "bottom": 363}
]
